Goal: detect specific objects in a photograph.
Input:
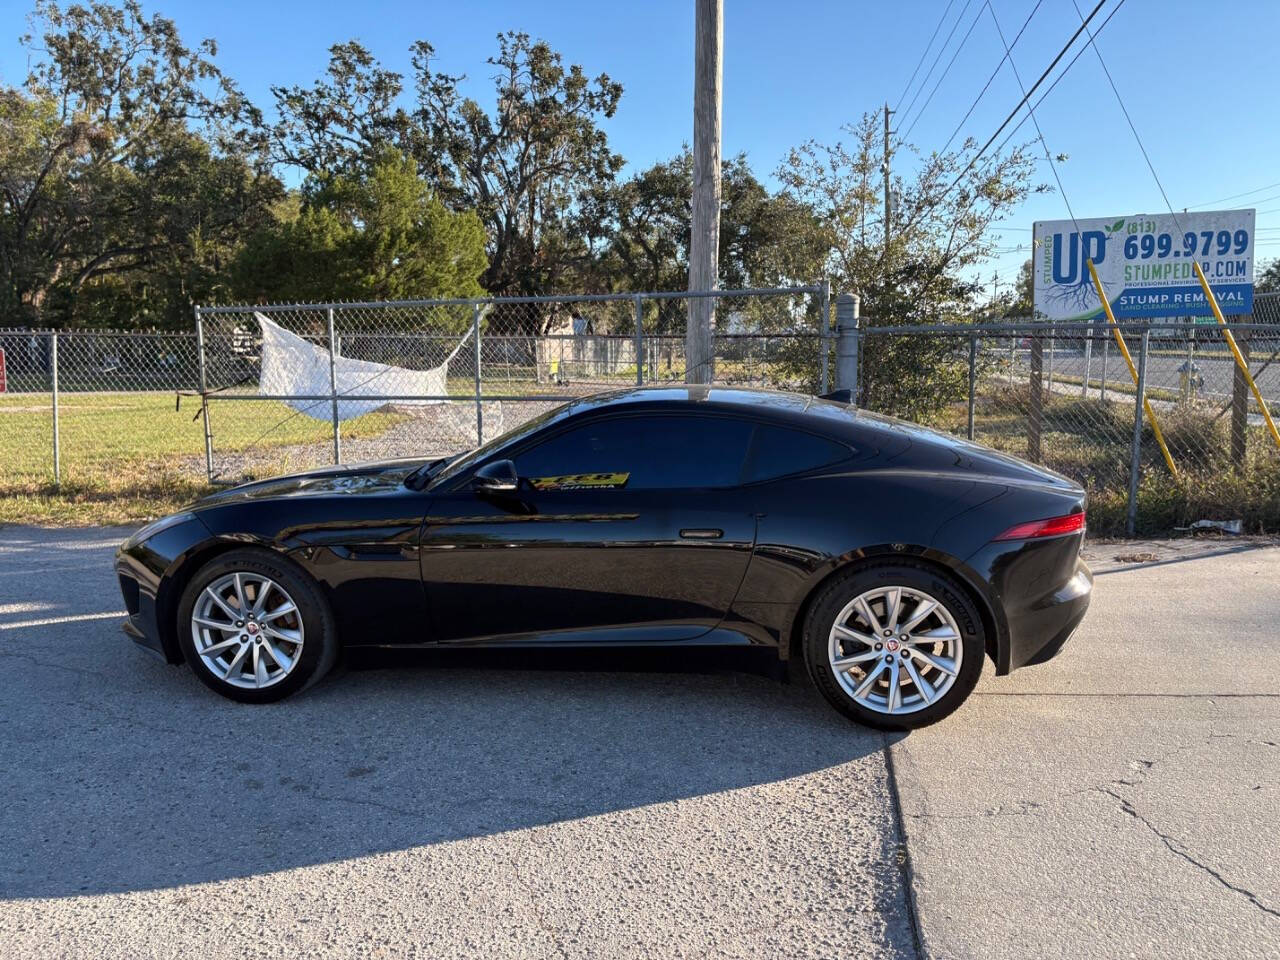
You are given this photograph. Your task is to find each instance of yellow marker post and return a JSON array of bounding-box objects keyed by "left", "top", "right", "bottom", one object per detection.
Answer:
[
  {"left": 1085, "top": 259, "right": 1180, "bottom": 481},
  {"left": 1191, "top": 259, "right": 1280, "bottom": 452}
]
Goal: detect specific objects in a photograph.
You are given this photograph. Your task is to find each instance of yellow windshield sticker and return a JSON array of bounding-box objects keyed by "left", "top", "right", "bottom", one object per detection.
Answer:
[{"left": 527, "top": 471, "right": 630, "bottom": 491}]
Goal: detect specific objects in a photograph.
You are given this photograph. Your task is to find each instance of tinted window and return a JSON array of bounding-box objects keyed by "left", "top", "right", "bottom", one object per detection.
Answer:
[
  {"left": 512, "top": 415, "right": 753, "bottom": 490},
  {"left": 743, "top": 424, "right": 851, "bottom": 483}
]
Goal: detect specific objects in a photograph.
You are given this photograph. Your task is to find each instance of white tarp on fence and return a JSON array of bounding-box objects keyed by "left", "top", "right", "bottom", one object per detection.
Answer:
[{"left": 256, "top": 313, "right": 472, "bottom": 421}]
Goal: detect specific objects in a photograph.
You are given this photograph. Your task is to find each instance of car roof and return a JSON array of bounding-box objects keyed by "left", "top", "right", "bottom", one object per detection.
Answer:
[{"left": 554, "top": 385, "right": 863, "bottom": 438}]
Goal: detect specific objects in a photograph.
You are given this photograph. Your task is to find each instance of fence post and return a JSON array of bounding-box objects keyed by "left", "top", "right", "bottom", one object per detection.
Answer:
[
  {"left": 967, "top": 335, "right": 977, "bottom": 440},
  {"left": 473, "top": 303, "right": 483, "bottom": 444},
  {"left": 633, "top": 295, "right": 644, "bottom": 386},
  {"left": 1081, "top": 324, "right": 1093, "bottom": 397},
  {"left": 1126, "top": 329, "right": 1151, "bottom": 536},
  {"left": 194, "top": 308, "right": 215, "bottom": 483},
  {"left": 835, "top": 294, "right": 860, "bottom": 401},
  {"left": 1028, "top": 334, "right": 1043, "bottom": 463},
  {"left": 1231, "top": 330, "right": 1250, "bottom": 468},
  {"left": 1100, "top": 334, "right": 1109, "bottom": 402},
  {"left": 1046, "top": 326, "right": 1055, "bottom": 394},
  {"left": 818, "top": 279, "right": 831, "bottom": 395},
  {"left": 326, "top": 306, "right": 341, "bottom": 464},
  {"left": 50, "top": 331, "right": 61, "bottom": 488}
]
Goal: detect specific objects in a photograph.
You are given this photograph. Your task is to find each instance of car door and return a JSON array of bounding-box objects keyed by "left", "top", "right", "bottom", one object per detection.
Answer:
[{"left": 418, "top": 412, "right": 758, "bottom": 644}]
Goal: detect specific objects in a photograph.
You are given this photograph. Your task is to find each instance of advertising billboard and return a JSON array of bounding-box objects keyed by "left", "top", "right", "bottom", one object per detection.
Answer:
[{"left": 1032, "top": 209, "right": 1255, "bottom": 321}]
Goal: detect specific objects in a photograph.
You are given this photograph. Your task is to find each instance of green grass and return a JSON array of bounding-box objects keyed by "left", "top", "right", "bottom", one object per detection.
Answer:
[{"left": 0, "top": 392, "right": 407, "bottom": 525}]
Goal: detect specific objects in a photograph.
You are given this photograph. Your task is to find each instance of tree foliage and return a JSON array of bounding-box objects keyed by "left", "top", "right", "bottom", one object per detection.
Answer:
[
  {"left": 778, "top": 115, "right": 1041, "bottom": 415},
  {"left": 0, "top": 0, "right": 278, "bottom": 327},
  {"left": 1, "top": 1, "right": 1029, "bottom": 354},
  {"left": 231, "top": 150, "right": 486, "bottom": 307},
  {"left": 410, "top": 32, "right": 624, "bottom": 298}
]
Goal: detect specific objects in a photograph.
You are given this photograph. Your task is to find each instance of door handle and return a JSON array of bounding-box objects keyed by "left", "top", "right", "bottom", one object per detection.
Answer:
[{"left": 680, "top": 528, "right": 723, "bottom": 540}]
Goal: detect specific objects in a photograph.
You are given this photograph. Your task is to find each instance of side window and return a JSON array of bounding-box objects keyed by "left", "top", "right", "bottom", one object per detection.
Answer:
[
  {"left": 743, "top": 424, "right": 851, "bottom": 483},
  {"left": 512, "top": 415, "right": 754, "bottom": 490}
]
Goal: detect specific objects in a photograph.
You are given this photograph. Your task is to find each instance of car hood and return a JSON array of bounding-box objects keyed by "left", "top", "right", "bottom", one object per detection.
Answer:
[{"left": 192, "top": 458, "right": 432, "bottom": 507}]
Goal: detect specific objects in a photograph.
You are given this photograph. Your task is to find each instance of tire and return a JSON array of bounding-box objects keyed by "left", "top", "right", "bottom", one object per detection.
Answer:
[
  {"left": 176, "top": 548, "right": 339, "bottom": 704},
  {"left": 802, "top": 562, "right": 985, "bottom": 730}
]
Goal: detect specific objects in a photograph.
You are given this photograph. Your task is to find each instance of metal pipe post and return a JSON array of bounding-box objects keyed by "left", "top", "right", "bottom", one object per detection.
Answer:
[
  {"left": 194, "top": 309, "right": 215, "bottom": 482},
  {"left": 818, "top": 279, "right": 831, "bottom": 395},
  {"left": 834, "top": 293, "right": 860, "bottom": 401},
  {"left": 1100, "top": 335, "right": 1109, "bottom": 402},
  {"left": 967, "top": 336, "right": 977, "bottom": 440},
  {"left": 633, "top": 296, "right": 644, "bottom": 386},
  {"left": 326, "top": 307, "right": 341, "bottom": 464},
  {"left": 1126, "top": 329, "right": 1151, "bottom": 536},
  {"left": 50, "top": 332, "right": 61, "bottom": 487},
  {"left": 472, "top": 304, "right": 484, "bottom": 443},
  {"left": 1028, "top": 335, "right": 1043, "bottom": 463},
  {"left": 1081, "top": 325, "right": 1093, "bottom": 397}
]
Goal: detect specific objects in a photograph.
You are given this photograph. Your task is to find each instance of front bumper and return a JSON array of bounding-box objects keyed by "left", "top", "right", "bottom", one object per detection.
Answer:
[{"left": 114, "top": 513, "right": 214, "bottom": 664}]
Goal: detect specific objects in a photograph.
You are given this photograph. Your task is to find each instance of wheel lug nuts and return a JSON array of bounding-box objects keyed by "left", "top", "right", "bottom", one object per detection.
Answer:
[
  {"left": 235, "top": 621, "right": 243, "bottom": 628},
  {"left": 240, "top": 635, "right": 248, "bottom": 642},
  {"left": 875, "top": 642, "right": 883, "bottom": 650},
  {"left": 883, "top": 630, "right": 892, "bottom": 637}
]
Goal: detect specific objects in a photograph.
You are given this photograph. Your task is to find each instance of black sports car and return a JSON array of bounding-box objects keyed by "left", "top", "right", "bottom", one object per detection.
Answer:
[{"left": 116, "top": 386, "right": 1091, "bottom": 729}]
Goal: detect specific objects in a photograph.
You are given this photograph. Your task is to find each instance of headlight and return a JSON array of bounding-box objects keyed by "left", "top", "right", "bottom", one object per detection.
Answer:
[{"left": 123, "top": 511, "right": 197, "bottom": 550}]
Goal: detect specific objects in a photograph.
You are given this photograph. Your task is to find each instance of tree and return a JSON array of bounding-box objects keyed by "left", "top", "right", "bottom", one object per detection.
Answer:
[
  {"left": 232, "top": 150, "right": 486, "bottom": 313},
  {"left": 269, "top": 41, "right": 415, "bottom": 184},
  {"left": 411, "top": 32, "right": 623, "bottom": 307},
  {"left": 594, "top": 150, "right": 826, "bottom": 307},
  {"left": 1257, "top": 258, "right": 1280, "bottom": 295},
  {"left": 1, "top": 0, "right": 275, "bottom": 327},
  {"left": 778, "top": 114, "right": 1041, "bottom": 414}
]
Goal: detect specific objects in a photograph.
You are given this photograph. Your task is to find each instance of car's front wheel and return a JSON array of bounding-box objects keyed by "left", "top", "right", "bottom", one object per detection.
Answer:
[
  {"left": 802, "top": 562, "right": 985, "bottom": 730},
  {"left": 176, "top": 548, "right": 338, "bottom": 703}
]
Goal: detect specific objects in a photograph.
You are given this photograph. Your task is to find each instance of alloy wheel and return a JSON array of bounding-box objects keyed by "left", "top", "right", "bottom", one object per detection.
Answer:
[
  {"left": 827, "top": 585, "right": 963, "bottom": 715},
  {"left": 191, "top": 572, "right": 305, "bottom": 689}
]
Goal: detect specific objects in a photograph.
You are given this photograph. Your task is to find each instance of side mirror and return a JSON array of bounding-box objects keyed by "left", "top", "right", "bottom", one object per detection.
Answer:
[{"left": 471, "top": 459, "right": 519, "bottom": 493}]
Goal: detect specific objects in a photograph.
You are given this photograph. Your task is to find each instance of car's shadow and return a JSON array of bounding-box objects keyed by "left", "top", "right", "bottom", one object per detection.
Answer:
[{"left": 3, "top": 634, "right": 884, "bottom": 898}]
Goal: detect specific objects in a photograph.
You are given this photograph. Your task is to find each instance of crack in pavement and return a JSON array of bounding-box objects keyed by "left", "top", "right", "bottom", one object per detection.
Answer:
[{"left": 1098, "top": 786, "right": 1280, "bottom": 922}]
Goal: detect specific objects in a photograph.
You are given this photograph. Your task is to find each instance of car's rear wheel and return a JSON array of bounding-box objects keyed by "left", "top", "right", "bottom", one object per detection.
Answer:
[
  {"left": 802, "top": 563, "right": 985, "bottom": 730},
  {"left": 176, "top": 549, "right": 338, "bottom": 703}
]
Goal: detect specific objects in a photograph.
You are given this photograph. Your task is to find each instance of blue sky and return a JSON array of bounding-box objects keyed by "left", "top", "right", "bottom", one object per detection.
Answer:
[{"left": 6, "top": 0, "right": 1280, "bottom": 287}]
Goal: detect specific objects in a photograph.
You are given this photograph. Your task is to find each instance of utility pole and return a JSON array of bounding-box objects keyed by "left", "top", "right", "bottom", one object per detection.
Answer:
[
  {"left": 882, "top": 103, "right": 894, "bottom": 289},
  {"left": 687, "top": 0, "right": 723, "bottom": 385}
]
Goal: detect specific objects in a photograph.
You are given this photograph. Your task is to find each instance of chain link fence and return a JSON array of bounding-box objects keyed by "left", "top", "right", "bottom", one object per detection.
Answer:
[
  {"left": 0, "top": 286, "right": 828, "bottom": 513},
  {"left": 853, "top": 312, "right": 1280, "bottom": 535},
  {"left": 3, "top": 287, "right": 1279, "bottom": 534}
]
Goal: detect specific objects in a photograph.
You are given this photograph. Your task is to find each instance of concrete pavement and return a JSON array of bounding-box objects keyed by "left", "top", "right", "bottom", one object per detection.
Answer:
[
  {"left": 0, "top": 526, "right": 1277, "bottom": 958},
  {"left": 894, "top": 538, "right": 1280, "bottom": 959}
]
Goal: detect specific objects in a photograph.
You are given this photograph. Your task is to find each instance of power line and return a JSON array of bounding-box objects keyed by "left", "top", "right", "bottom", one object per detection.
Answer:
[
  {"left": 899, "top": 0, "right": 978, "bottom": 126},
  {"left": 987, "top": 1, "right": 1126, "bottom": 168},
  {"left": 936, "top": 0, "right": 1109, "bottom": 208},
  {"left": 893, "top": 0, "right": 959, "bottom": 113},
  {"left": 1069, "top": 0, "right": 1180, "bottom": 234},
  {"left": 988, "top": 2, "right": 1079, "bottom": 234},
  {"left": 900, "top": 0, "right": 991, "bottom": 144},
  {"left": 1187, "top": 180, "right": 1280, "bottom": 210},
  {"left": 938, "top": 0, "right": 1045, "bottom": 157}
]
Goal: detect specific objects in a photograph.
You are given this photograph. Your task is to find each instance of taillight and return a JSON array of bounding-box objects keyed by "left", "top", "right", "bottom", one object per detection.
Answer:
[{"left": 992, "top": 512, "right": 1086, "bottom": 541}]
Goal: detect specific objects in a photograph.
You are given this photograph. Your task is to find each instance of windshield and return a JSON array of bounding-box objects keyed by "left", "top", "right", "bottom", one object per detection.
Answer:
[{"left": 427, "top": 401, "right": 569, "bottom": 489}]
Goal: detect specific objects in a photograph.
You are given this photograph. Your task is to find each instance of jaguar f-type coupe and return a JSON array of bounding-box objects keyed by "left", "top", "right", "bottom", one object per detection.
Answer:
[{"left": 116, "top": 386, "right": 1091, "bottom": 729}]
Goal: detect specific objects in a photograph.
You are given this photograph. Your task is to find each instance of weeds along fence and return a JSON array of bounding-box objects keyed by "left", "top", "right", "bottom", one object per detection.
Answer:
[{"left": 2, "top": 285, "right": 1279, "bottom": 534}]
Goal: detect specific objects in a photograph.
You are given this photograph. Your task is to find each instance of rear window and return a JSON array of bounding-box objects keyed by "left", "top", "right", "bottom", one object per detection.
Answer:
[{"left": 744, "top": 424, "right": 851, "bottom": 483}]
